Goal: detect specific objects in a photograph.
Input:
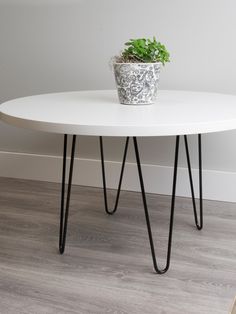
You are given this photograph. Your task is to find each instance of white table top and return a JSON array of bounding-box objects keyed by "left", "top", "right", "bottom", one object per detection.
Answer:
[{"left": 1, "top": 90, "right": 236, "bottom": 137}]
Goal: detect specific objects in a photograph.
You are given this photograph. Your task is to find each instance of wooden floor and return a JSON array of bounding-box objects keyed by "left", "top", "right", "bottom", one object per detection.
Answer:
[{"left": 0, "top": 177, "right": 235, "bottom": 314}]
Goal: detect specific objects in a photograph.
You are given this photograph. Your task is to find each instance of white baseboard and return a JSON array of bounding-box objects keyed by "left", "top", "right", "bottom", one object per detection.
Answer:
[{"left": 0, "top": 150, "right": 235, "bottom": 202}]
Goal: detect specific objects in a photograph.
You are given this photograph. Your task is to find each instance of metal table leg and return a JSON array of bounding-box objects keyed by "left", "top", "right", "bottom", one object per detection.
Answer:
[
  {"left": 59, "top": 134, "right": 76, "bottom": 254},
  {"left": 184, "top": 134, "right": 203, "bottom": 230}
]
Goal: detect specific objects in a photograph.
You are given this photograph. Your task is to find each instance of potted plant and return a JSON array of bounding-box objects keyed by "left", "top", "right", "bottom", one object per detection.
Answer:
[{"left": 113, "top": 37, "right": 170, "bottom": 105}]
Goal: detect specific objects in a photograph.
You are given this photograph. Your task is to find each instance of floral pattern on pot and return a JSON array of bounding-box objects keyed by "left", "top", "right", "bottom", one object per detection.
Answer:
[{"left": 113, "top": 63, "right": 161, "bottom": 105}]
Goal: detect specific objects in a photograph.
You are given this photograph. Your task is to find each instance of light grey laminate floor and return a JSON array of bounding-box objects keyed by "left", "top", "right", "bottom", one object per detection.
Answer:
[{"left": 0, "top": 177, "right": 235, "bottom": 314}]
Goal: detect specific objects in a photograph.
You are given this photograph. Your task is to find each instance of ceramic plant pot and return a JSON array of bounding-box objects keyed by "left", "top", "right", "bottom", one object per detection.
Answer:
[{"left": 113, "top": 62, "right": 161, "bottom": 105}]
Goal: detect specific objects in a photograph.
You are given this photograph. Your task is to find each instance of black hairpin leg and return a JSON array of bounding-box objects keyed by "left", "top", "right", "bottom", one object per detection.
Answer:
[
  {"left": 184, "top": 134, "right": 203, "bottom": 230},
  {"left": 133, "top": 136, "right": 180, "bottom": 274},
  {"left": 99, "top": 136, "right": 129, "bottom": 215},
  {"left": 59, "top": 134, "right": 77, "bottom": 254}
]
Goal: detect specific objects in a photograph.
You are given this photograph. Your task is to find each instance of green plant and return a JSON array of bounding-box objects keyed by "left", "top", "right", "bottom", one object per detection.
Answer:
[{"left": 118, "top": 37, "right": 170, "bottom": 65}]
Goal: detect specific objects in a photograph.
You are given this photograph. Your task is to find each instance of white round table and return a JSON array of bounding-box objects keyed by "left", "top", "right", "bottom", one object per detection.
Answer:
[
  {"left": 1, "top": 89, "right": 236, "bottom": 274},
  {"left": 1, "top": 90, "right": 236, "bottom": 136}
]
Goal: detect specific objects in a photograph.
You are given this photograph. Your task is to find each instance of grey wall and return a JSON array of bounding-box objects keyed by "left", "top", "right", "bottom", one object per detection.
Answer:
[{"left": 1, "top": 0, "right": 236, "bottom": 171}]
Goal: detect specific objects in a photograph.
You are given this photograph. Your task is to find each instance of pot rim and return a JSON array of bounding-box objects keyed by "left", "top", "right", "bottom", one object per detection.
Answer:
[{"left": 113, "top": 62, "right": 162, "bottom": 65}]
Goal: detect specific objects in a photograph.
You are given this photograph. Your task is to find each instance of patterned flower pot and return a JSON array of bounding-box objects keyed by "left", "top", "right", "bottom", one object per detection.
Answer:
[{"left": 113, "top": 62, "right": 161, "bottom": 105}]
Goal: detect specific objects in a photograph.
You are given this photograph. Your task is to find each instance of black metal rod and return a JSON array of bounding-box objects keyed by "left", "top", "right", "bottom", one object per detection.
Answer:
[
  {"left": 184, "top": 134, "right": 203, "bottom": 230},
  {"left": 59, "top": 134, "right": 67, "bottom": 248},
  {"left": 133, "top": 136, "right": 180, "bottom": 274},
  {"left": 59, "top": 135, "right": 77, "bottom": 254},
  {"left": 100, "top": 136, "right": 129, "bottom": 215},
  {"left": 198, "top": 134, "right": 203, "bottom": 229}
]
